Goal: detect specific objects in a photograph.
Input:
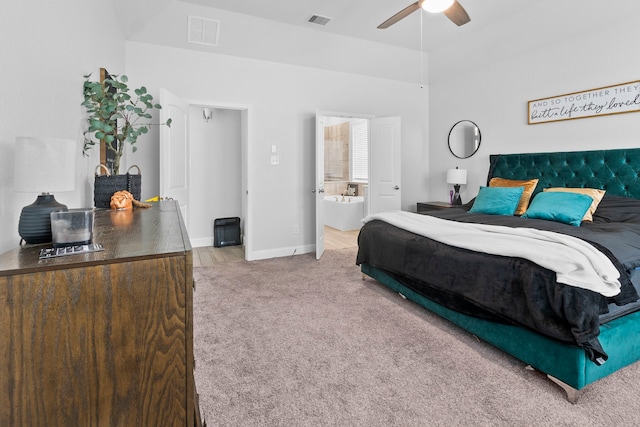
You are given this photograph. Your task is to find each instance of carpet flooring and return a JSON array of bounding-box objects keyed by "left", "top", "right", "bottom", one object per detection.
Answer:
[{"left": 193, "top": 247, "right": 640, "bottom": 426}]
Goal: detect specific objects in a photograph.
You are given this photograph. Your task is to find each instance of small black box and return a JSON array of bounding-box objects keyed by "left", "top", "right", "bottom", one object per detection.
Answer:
[{"left": 214, "top": 217, "right": 241, "bottom": 248}]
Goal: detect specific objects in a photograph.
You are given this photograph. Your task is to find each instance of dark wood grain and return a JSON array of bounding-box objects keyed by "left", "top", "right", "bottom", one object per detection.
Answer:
[
  {"left": 0, "top": 201, "right": 199, "bottom": 426},
  {"left": 0, "top": 201, "right": 191, "bottom": 275}
]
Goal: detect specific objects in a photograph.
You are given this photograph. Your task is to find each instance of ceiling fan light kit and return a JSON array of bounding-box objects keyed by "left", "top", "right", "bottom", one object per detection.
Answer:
[
  {"left": 421, "top": 0, "right": 454, "bottom": 13},
  {"left": 377, "top": 0, "right": 469, "bottom": 29}
]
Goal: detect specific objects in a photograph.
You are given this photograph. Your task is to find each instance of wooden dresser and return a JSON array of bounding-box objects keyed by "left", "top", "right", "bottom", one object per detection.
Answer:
[{"left": 0, "top": 201, "right": 202, "bottom": 427}]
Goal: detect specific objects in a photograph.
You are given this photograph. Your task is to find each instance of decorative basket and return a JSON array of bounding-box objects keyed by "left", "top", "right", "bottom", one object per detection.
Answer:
[{"left": 94, "top": 164, "right": 142, "bottom": 208}]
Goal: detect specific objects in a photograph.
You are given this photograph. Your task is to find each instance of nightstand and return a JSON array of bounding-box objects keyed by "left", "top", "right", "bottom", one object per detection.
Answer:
[{"left": 417, "top": 201, "right": 456, "bottom": 213}]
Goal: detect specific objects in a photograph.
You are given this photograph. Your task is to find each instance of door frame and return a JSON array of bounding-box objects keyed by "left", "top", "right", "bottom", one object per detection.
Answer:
[
  {"left": 185, "top": 98, "right": 254, "bottom": 261},
  {"left": 316, "top": 110, "right": 374, "bottom": 260}
]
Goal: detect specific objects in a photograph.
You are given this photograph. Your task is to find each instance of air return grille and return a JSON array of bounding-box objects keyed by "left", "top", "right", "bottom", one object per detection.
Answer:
[
  {"left": 188, "top": 15, "right": 220, "bottom": 46},
  {"left": 308, "top": 14, "right": 332, "bottom": 26}
]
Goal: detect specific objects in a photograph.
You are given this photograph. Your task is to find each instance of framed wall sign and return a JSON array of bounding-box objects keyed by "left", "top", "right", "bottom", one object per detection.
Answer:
[{"left": 528, "top": 80, "right": 640, "bottom": 124}]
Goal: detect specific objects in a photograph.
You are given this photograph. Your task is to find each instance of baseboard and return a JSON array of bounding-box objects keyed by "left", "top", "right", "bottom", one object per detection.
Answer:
[
  {"left": 249, "top": 244, "right": 315, "bottom": 261},
  {"left": 191, "top": 237, "right": 214, "bottom": 248},
  {"left": 190, "top": 237, "right": 314, "bottom": 261}
]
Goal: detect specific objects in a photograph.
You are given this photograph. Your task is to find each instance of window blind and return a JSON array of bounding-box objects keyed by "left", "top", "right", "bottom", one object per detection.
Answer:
[{"left": 351, "top": 121, "right": 368, "bottom": 182}]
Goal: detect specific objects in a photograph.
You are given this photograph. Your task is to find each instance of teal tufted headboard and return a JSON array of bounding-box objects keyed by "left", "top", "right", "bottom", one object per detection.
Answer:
[{"left": 488, "top": 148, "right": 640, "bottom": 199}]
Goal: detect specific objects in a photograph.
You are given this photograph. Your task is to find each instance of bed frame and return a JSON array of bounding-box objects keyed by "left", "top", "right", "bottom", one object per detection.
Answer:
[{"left": 361, "top": 148, "right": 640, "bottom": 402}]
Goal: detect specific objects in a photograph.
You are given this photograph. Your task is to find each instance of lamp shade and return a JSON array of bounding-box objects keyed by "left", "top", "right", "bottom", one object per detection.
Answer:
[
  {"left": 446, "top": 168, "right": 467, "bottom": 185},
  {"left": 14, "top": 137, "right": 76, "bottom": 193},
  {"left": 422, "top": 0, "right": 455, "bottom": 13}
]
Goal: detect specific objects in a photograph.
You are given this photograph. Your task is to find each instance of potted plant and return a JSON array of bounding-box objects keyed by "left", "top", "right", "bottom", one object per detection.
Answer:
[
  {"left": 81, "top": 71, "right": 172, "bottom": 175},
  {"left": 82, "top": 71, "right": 172, "bottom": 207}
]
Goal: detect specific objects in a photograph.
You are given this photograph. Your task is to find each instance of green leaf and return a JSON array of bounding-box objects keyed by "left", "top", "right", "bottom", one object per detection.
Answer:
[{"left": 82, "top": 70, "right": 169, "bottom": 157}]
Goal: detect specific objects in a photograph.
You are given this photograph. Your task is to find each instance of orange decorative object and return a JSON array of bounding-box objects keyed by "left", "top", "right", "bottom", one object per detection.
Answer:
[
  {"left": 110, "top": 190, "right": 134, "bottom": 210},
  {"left": 110, "top": 190, "right": 153, "bottom": 210}
]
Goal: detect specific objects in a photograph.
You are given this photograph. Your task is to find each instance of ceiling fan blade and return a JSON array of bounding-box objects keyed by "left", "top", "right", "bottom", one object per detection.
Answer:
[
  {"left": 378, "top": 2, "right": 421, "bottom": 29},
  {"left": 443, "top": 0, "right": 471, "bottom": 26}
]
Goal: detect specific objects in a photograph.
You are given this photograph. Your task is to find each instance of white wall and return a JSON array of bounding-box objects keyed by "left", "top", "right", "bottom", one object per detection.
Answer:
[
  {"left": 188, "top": 106, "right": 242, "bottom": 247},
  {"left": 126, "top": 0, "right": 423, "bottom": 84},
  {"left": 428, "top": 15, "right": 640, "bottom": 204},
  {"left": 0, "top": 0, "right": 125, "bottom": 254},
  {"left": 125, "top": 41, "right": 427, "bottom": 258}
]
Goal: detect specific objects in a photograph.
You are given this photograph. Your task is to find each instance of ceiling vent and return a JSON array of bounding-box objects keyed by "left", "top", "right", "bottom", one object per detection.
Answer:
[
  {"left": 188, "top": 15, "right": 220, "bottom": 46},
  {"left": 308, "top": 14, "right": 332, "bottom": 26}
]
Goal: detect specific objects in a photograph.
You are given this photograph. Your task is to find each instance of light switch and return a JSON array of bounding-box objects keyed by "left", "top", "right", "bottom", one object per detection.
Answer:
[{"left": 271, "top": 145, "right": 277, "bottom": 154}]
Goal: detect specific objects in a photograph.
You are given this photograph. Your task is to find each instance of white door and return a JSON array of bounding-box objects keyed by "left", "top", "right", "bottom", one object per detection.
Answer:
[
  {"left": 315, "top": 112, "right": 325, "bottom": 260},
  {"left": 159, "top": 89, "right": 190, "bottom": 226},
  {"left": 369, "top": 117, "right": 401, "bottom": 214}
]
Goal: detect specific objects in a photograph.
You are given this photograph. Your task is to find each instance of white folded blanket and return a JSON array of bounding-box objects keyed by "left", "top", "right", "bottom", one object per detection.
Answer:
[{"left": 363, "top": 210, "right": 621, "bottom": 297}]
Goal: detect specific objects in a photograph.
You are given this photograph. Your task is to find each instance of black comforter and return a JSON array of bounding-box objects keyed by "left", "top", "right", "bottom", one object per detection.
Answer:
[{"left": 356, "top": 195, "right": 640, "bottom": 364}]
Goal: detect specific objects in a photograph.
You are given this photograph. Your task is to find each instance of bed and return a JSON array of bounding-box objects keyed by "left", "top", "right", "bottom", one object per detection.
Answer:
[{"left": 356, "top": 148, "right": 640, "bottom": 402}]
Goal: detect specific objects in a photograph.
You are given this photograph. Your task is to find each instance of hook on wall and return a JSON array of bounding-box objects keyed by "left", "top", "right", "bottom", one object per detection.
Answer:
[{"left": 203, "top": 107, "right": 213, "bottom": 122}]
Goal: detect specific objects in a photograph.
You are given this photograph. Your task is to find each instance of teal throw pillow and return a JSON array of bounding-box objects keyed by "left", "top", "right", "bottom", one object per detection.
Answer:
[
  {"left": 469, "top": 186, "right": 525, "bottom": 216},
  {"left": 521, "top": 192, "right": 594, "bottom": 226}
]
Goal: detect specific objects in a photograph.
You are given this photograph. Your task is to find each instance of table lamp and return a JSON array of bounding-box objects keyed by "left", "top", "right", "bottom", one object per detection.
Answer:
[
  {"left": 14, "top": 137, "right": 76, "bottom": 244},
  {"left": 446, "top": 166, "right": 467, "bottom": 205}
]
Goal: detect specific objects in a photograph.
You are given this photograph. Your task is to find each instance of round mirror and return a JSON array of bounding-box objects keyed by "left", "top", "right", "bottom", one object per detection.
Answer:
[{"left": 448, "top": 120, "right": 481, "bottom": 159}]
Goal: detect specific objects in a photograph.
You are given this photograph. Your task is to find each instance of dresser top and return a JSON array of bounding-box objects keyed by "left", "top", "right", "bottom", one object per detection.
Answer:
[{"left": 0, "top": 201, "right": 191, "bottom": 276}]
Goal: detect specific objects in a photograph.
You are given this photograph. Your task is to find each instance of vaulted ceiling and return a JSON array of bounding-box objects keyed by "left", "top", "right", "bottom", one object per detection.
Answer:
[{"left": 110, "top": 0, "right": 640, "bottom": 84}]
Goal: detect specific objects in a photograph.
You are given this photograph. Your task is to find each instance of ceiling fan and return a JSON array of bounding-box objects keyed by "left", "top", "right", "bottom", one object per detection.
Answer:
[{"left": 378, "top": 0, "right": 470, "bottom": 29}]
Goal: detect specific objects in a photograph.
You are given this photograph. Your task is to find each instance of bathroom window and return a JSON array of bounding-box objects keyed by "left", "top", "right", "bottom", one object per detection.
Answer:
[{"left": 351, "top": 120, "right": 368, "bottom": 182}]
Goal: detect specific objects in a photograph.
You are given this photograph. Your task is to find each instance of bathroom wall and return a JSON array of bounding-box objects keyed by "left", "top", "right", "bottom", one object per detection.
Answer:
[
  {"left": 323, "top": 119, "right": 367, "bottom": 197},
  {"left": 324, "top": 121, "right": 350, "bottom": 188},
  {"left": 324, "top": 182, "right": 366, "bottom": 197}
]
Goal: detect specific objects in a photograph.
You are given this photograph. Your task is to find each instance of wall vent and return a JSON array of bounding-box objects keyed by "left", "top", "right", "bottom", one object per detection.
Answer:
[
  {"left": 188, "top": 15, "right": 220, "bottom": 46},
  {"left": 308, "top": 14, "right": 332, "bottom": 26}
]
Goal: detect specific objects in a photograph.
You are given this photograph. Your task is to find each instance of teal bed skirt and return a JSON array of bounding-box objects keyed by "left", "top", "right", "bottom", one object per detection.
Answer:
[{"left": 361, "top": 264, "right": 640, "bottom": 392}]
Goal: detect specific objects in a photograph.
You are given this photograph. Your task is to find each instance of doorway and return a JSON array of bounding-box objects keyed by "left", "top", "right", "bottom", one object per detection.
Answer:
[
  {"left": 315, "top": 112, "right": 401, "bottom": 260},
  {"left": 189, "top": 105, "right": 244, "bottom": 257},
  {"left": 160, "top": 90, "right": 253, "bottom": 260},
  {"left": 321, "top": 116, "right": 370, "bottom": 251}
]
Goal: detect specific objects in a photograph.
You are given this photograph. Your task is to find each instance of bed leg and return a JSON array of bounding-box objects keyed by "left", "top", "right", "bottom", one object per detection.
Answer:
[
  {"left": 362, "top": 273, "right": 366, "bottom": 281},
  {"left": 547, "top": 375, "right": 581, "bottom": 404}
]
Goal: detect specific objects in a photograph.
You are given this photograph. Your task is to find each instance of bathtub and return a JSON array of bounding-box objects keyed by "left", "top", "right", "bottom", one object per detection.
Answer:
[{"left": 324, "top": 196, "right": 365, "bottom": 231}]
